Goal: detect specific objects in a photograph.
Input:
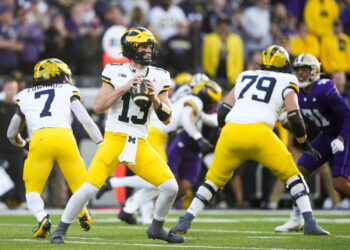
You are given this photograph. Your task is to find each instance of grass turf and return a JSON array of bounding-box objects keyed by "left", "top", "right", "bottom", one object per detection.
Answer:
[{"left": 0, "top": 210, "right": 349, "bottom": 249}]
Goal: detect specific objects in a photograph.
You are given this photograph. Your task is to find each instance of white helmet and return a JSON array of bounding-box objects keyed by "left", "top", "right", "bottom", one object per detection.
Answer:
[
  {"left": 292, "top": 54, "right": 321, "bottom": 88},
  {"left": 189, "top": 73, "right": 210, "bottom": 88}
]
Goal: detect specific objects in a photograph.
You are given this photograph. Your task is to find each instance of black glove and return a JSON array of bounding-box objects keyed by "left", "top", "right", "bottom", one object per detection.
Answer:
[
  {"left": 299, "top": 140, "right": 321, "bottom": 161},
  {"left": 22, "top": 139, "right": 30, "bottom": 151},
  {"left": 196, "top": 138, "right": 213, "bottom": 152}
]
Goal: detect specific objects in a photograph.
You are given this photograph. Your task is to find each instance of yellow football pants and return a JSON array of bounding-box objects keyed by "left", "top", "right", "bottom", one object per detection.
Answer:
[
  {"left": 206, "top": 122, "right": 300, "bottom": 189},
  {"left": 147, "top": 125, "right": 168, "bottom": 162},
  {"left": 86, "top": 132, "right": 174, "bottom": 189},
  {"left": 23, "top": 128, "right": 87, "bottom": 194}
]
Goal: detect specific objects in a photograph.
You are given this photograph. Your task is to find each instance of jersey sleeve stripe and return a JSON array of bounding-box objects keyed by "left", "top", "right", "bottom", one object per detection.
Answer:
[
  {"left": 103, "top": 81, "right": 115, "bottom": 88},
  {"left": 15, "top": 99, "right": 20, "bottom": 105},
  {"left": 159, "top": 85, "right": 170, "bottom": 94},
  {"left": 184, "top": 100, "right": 198, "bottom": 115},
  {"left": 71, "top": 91, "right": 82, "bottom": 101},
  {"left": 102, "top": 76, "right": 111, "bottom": 83},
  {"left": 289, "top": 82, "right": 299, "bottom": 94}
]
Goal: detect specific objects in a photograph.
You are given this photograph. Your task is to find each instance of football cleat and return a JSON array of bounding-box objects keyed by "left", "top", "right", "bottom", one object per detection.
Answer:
[
  {"left": 304, "top": 219, "right": 330, "bottom": 235},
  {"left": 32, "top": 214, "right": 51, "bottom": 238},
  {"left": 78, "top": 208, "right": 91, "bottom": 231},
  {"left": 170, "top": 212, "right": 194, "bottom": 234},
  {"left": 95, "top": 176, "right": 112, "bottom": 200},
  {"left": 275, "top": 216, "right": 304, "bottom": 232},
  {"left": 50, "top": 231, "right": 65, "bottom": 244},
  {"left": 118, "top": 210, "right": 138, "bottom": 225},
  {"left": 146, "top": 225, "right": 184, "bottom": 243}
]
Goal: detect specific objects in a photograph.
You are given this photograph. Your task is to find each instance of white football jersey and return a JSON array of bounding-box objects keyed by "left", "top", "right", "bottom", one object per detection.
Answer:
[
  {"left": 226, "top": 70, "right": 299, "bottom": 128},
  {"left": 151, "top": 95, "right": 203, "bottom": 135},
  {"left": 16, "top": 84, "right": 81, "bottom": 138},
  {"left": 170, "top": 84, "right": 192, "bottom": 102},
  {"left": 102, "top": 63, "right": 171, "bottom": 138}
]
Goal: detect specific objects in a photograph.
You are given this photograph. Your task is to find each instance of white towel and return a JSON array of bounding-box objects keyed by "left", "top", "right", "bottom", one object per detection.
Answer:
[{"left": 118, "top": 135, "right": 138, "bottom": 165}]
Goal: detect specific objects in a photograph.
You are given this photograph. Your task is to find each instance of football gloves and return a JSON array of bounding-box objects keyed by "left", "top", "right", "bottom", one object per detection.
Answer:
[
  {"left": 299, "top": 140, "right": 321, "bottom": 161},
  {"left": 330, "top": 138, "right": 344, "bottom": 154},
  {"left": 196, "top": 138, "right": 213, "bottom": 152}
]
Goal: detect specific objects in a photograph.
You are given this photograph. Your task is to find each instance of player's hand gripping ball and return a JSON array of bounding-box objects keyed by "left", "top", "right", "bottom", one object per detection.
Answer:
[{"left": 131, "top": 79, "right": 150, "bottom": 107}]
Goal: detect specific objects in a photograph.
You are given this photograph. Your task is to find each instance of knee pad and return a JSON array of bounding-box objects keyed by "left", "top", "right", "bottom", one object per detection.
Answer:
[
  {"left": 158, "top": 178, "right": 178, "bottom": 197},
  {"left": 195, "top": 180, "right": 219, "bottom": 206},
  {"left": 286, "top": 175, "right": 309, "bottom": 201}
]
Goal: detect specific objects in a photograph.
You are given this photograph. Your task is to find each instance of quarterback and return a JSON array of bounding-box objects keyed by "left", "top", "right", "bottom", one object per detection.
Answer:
[
  {"left": 276, "top": 54, "right": 350, "bottom": 232},
  {"left": 7, "top": 58, "right": 103, "bottom": 238},
  {"left": 50, "top": 27, "right": 183, "bottom": 244},
  {"left": 171, "top": 45, "right": 329, "bottom": 236}
]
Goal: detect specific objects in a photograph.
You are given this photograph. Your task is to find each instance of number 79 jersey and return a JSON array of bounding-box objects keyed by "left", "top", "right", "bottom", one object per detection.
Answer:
[
  {"left": 226, "top": 70, "right": 299, "bottom": 128},
  {"left": 16, "top": 84, "right": 81, "bottom": 138}
]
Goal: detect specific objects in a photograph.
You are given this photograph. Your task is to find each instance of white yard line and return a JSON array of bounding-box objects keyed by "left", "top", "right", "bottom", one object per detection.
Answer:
[{"left": 0, "top": 238, "right": 310, "bottom": 250}]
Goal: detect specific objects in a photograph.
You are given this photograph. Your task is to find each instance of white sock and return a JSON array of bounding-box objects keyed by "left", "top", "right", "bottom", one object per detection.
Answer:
[
  {"left": 123, "top": 188, "right": 159, "bottom": 214},
  {"left": 61, "top": 182, "right": 98, "bottom": 223},
  {"left": 291, "top": 204, "right": 302, "bottom": 218},
  {"left": 287, "top": 175, "right": 312, "bottom": 213},
  {"left": 153, "top": 178, "right": 178, "bottom": 221},
  {"left": 140, "top": 201, "right": 154, "bottom": 224},
  {"left": 187, "top": 180, "right": 218, "bottom": 217},
  {"left": 26, "top": 192, "right": 47, "bottom": 222},
  {"left": 110, "top": 175, "right": 155, "bottom": 189}
]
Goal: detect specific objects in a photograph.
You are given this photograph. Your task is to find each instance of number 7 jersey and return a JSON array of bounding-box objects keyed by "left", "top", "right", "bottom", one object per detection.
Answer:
[
  {"left": 226, "top": 70, "right": 299, "bottom": 128},
  {"left": 16, "top": 84, "right": 81, "bottom": 138}
]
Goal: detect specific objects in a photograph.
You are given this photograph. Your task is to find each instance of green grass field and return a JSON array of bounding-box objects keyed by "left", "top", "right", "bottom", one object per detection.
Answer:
[{"left": 0, "top": 209, "right": 349, "bottom": 249}]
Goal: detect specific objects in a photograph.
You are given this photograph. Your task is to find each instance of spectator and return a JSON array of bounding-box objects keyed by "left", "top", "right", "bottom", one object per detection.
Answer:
[
  {"left": 281, "top": 12, "right": 298, "bottom": 38},
  {"left": 42, "top": 12, "right": 72, "bottom": 64},
  {"left": 201, "top": 0, "right": 232, "bottom": 33},
  {"left": 129, "top": 5, "right": 148, "bottom": 28},
  {"left": 26, "top": 0, "right": 50, "bottom": 29},
  {"left": 148, "top": 0, "right": 186, "bottom": 43},
  {"left": 80, "top": 18, "right": 103, "bottom": 75},
  {"left": 271, "top": 2, "right": 288, "bottom": 31},
  {"left": 16, "top": 6, "right": 45, "bottom": 74},
  {"left": 103, "top": 3, "right": 129, "bottom": 30},
  {"left": 242, "top": 0, "right": 271, "bottom": 59},
  {"left": 283, "top": 0, "right": 307, "bottom": 22},
  {"left": 202, "top": 13, "right": 244, "bottom": 89},
  {"left": 0, "top": 0, "right": 16, "bottom": 14},
  {"left": 160, "top": 19, "right": 195, "bottom": 76},
  {"left": 290, "top": 22, "right": 320, "bottom": 58},
  {"left": 320, "top": 21, "right": 350, "bottom": 74},
  {"left": 332, "top": 71, "right": 350, "bottom": 102},
  {"left": 0, "top": 79, "right": 26, "bottom": 208},
  {"left": 0, "top": 9, "right": 23, "bottom": 75},
  {"left": 304, "top": 0, "right": 339, "bottom": 39}
]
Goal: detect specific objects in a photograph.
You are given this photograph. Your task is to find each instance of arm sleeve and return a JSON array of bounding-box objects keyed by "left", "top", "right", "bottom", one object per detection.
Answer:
[
  {"left": 201, "top": 112, "right": 218, "bottom": 127},
  {"left": 7, "top": 113, "right": 24, "bottom": 147},
  {"left": 181, "top": 106, "right": 202, "bottom": 140},
  {"left": 71, "top": 100, "right": 103, "bottom": 144}
]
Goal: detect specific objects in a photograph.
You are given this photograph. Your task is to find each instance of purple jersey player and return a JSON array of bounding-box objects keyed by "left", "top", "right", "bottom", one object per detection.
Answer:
[{"left": 276, "top": 53, "right": 350, "bottom": 233}]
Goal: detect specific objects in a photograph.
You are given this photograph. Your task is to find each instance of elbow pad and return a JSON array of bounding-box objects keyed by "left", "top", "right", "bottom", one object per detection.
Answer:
[
  {"left": 287, "top": 110, "right": 306, "bottom": 138},
  {"left": 155, "top": 102, "right": 172, "bottom": 121},
  {"left": 217, "top": 103, "right": 232, "bottom": 128}
]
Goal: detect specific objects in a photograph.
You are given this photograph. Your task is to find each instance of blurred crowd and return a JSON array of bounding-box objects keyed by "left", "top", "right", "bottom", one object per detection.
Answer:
[
  {"left": 0, "top": 0, "right": 349, "bottom": 90},
  {"left": 1, "top": 0, "right": 350, "bottom": 210}
]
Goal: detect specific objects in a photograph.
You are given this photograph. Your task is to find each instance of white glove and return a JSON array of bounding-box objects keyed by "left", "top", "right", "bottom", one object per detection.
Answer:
[{"left": 330, "top": 138, "right": 344, "bottom": 154}]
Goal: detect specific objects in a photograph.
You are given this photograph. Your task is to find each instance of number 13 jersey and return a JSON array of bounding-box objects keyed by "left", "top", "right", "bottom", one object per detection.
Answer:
[
  {"left": 16, "top": 84, "right": 81, "bottom": 138},
  {"left": 226, "top": 70, "right": 299, "bottom": 128},
  {"left": 101, "top": 63, "right": 171, "bottom": 139}
]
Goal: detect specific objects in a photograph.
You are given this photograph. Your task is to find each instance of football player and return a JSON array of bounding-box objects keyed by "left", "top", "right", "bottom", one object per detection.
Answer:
[
  {"left": 7, "top": 58, "right": 103, "bottom": 238},
  {"left": 275, "top": 53, "right": 350, "bottom": 232},
  {"left": 95, "top": 79, "right": 221, "bottom": 225},
  {"left": 50, "top": 27, "right": 184, "bottom": 244},
  {"left": 171, "top": 45, "right": 329, "bottom": 236}
]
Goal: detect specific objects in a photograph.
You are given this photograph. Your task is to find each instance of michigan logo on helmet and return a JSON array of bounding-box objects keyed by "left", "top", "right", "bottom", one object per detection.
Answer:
[
  {"left": 189, "top": 73, "right": 210, "bottom": 88},
  {"left": 261, "top": 45, "right": 290, "bottom": 73},
  {"left": 33, "top": 58, "right": 72, "bottom": 85},
  {"left": 292, "top": 53, "right": 321, "bottom": 88},
  {"left": 121, "top": 27, "right": 158, "bottom": 66},
  {"left": 174, "top": 72, "right": 192, "bottom": 86},
  {"left": 192, "top": 80, "right": 222, "bottom": 112}
]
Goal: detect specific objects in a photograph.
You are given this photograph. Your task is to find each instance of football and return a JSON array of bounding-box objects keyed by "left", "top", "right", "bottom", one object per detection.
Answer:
[{"left": 131, "top": 79, "right": 150, "bottom": 107}]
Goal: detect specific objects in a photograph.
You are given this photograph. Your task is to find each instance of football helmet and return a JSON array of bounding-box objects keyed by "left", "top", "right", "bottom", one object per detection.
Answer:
[
  {"left": 189, "top": 73, "right": 210, "bottom": 88},
  {"left": 174, "top": 72, "right": 192, "bottom": 86},
  {"left": 192, "top": 80, "right": 222, "bottom": 112},
  {"left": 33, "top": 58, "right": 71, "bottom": 85},
  {"left": 292, "top": 53, "right": 321, "bottom": 88},
  {"left": 121, "top": 27, "right": 158, "bottom": 66},
  {"left": 260, "top": 45, "right": 290, "bottom": 73}
]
